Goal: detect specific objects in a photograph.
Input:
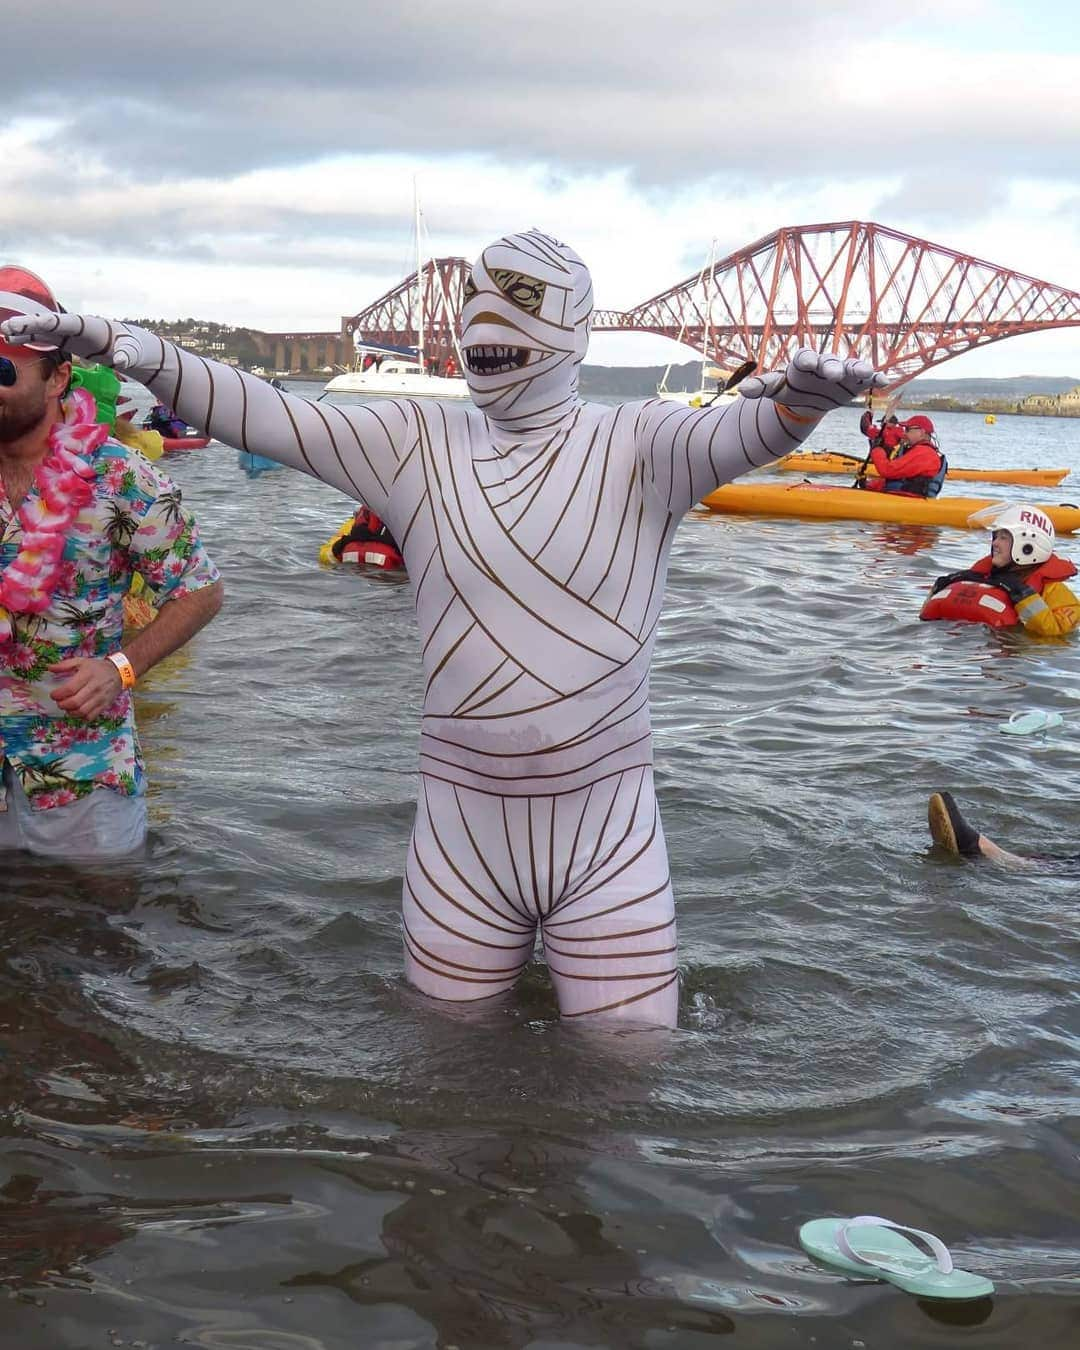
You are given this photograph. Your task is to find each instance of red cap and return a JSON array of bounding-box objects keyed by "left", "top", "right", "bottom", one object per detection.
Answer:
[
  {"left": 903, "top": 414, "right": 935, "bottom": 434},
  {"left": 0, "top": 265, "right": 62, "bottom": 356}
]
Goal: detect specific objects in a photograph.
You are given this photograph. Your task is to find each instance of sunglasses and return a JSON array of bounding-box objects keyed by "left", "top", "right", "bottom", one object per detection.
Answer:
[{"left": 0, "top": 354, "right": 57, "bottom": 387}]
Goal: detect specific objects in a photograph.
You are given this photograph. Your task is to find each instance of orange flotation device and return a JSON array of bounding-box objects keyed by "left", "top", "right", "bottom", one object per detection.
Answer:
[
  {"left": 320, "top": 505, "right": 405, "bottom": 569},
  {"left": 920, "top": 554, "right": 1077, "bottom": 627},
  {"left": 338, "top": 539, "right": 404, "bottom": 568},
  {"left": 921, "top": 580, "right": 1018, "bottom": 627}
]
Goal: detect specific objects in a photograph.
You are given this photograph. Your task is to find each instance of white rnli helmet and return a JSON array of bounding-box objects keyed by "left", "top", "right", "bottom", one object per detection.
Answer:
[{"left": 991, "top": 505, "right": 1055, "bottom": 565}]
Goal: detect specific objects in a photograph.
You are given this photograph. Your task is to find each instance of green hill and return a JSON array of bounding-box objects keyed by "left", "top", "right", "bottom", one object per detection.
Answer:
[
  {"left": 903, "top": 375, "right": 1079, "bottom": 401},
  {"left": 578, "top": 363, "right": 1080, "bottom": 401}
]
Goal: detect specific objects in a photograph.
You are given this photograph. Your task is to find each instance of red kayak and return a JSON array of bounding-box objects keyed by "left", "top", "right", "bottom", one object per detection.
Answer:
[{"left": 161, "top": 436, "right": 210, "bottom": 452}]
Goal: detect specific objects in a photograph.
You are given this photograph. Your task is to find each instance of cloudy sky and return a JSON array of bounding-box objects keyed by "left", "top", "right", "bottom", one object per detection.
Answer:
[{"left": 5, "top": 0, "right": 1080, "bottom": 375}]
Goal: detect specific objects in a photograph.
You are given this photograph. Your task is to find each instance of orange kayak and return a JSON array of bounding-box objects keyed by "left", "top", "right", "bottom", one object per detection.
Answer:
[
  {"left": 699, "top": 482, "right": 1080, "bottom": 532},
  {"left": 777, "top": 451, "right": 1068, "bottom": 488},
  {"left": 161, "top": 435, "right": 211, "bottom": 452}
]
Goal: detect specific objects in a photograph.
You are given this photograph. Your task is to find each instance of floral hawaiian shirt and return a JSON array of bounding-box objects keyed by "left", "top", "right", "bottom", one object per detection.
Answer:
[{"left": 0, "top": 437, "right": 219, "bottom": 811}]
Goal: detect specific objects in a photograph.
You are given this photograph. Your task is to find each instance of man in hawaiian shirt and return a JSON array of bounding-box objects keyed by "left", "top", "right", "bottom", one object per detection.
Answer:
[{"left": 0, "top": 266, "right": 223, "bottom": 859}]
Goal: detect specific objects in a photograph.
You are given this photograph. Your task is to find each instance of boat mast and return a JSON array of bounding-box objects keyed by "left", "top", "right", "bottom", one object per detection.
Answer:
[
  {"left": 659, "top": 244, "right": 712, "bottom": 395},
  {"left": 701, "top": 238, "right": 716, "bottom": 392},
  {"left": 414, "top": 177, "right": 425, "bottom": 376}
]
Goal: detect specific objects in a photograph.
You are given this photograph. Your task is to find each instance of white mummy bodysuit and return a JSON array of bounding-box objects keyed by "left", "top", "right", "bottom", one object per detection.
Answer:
[{"left": 2, "top": 232, "right": 882, "bottom": 1026}]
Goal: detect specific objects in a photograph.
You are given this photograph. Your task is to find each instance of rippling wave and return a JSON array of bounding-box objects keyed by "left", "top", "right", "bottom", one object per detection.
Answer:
[{"left": 3, "top": 398, "right": 1078, "bottom": 1346}]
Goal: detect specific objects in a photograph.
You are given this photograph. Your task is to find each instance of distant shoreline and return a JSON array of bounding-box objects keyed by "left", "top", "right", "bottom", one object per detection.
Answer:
[
  {"left": 897, "top": 401, "right": 1080, "bottom": 419},
  {"left": 124, "top": 323, "right": 1080, "bottom": 411},
  {"left": 275, "top": 374, "right": 1079, "bottom": 418}
]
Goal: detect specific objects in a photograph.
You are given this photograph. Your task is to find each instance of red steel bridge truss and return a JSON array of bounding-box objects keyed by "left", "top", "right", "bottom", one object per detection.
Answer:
[
  {"left": 341, "top": 223, "right": 1080, "bottom": 386},
  {"left": 342, "top": 257, "right": 471, "bottom": 370}
]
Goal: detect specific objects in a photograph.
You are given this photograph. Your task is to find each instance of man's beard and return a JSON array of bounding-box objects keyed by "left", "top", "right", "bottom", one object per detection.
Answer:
[{"left": 0, "top": 397, "right": 49, "bottom": 445}]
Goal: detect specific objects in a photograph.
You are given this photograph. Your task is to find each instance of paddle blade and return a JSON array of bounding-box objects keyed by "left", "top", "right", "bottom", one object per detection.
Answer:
[{"left": 724, "top": 358, "right": 758, "bottom": 392}]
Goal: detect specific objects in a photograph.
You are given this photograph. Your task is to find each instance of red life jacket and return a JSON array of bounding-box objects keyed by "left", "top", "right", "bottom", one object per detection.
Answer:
[
  {"left": 862, "top": 419, "right": 904, "bottom": 452},
  {"left": 920, "top": 553, "right": 1077, "bottom": 627},
  {"left": 352, "top": 506, "right": 384, "bottom": 535},
  {"left": 968, "top": 553, "right": 1077, "bottom": 588},
  {"left": 339, "top": 506, "right": 403, "bottom": 568},
  {"left": 340, "top": 539, "right": 404, "bottom": 568},
  {"left": 880, "top": 424, "right": 905, "bottom": 452}
]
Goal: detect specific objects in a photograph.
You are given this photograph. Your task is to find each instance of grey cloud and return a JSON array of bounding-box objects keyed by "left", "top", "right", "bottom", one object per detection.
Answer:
[
  {"left": 872, "top": 173, "right": 1010, "bottom": 230},
  {"left": 0, "top": 140, "right": 492, "bottom": 243},
  {"left": 0, "top": 152, "right": 491, "bottom": 278},
  {"left": 9, "top": 1, "right": 1066, "bottom": 189}
]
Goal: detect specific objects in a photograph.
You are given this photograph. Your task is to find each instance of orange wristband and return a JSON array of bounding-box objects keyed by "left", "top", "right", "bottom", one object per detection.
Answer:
[
  {"left": 107, "top": 651, "right": 137, "bottom": 690},
  {"left": 774, "top": 402, "right": 819, "bottom": 426}
]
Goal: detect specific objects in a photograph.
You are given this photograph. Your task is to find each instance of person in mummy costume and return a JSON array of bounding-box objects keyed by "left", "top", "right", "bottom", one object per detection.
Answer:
[{"left": 3, "top": 230, "right": 885, "bottom": 1027}]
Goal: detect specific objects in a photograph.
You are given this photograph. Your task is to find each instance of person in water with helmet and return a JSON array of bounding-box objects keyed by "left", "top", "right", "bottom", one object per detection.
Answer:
[
  {"left": 330, "top": 504, "right": 401, "bottom": 562},
  {"left": 924, "top": 505, "right": 1080, "bottom": 636},
  {"left": 855, "top": 413, "right": 947, "bottom": 497}
]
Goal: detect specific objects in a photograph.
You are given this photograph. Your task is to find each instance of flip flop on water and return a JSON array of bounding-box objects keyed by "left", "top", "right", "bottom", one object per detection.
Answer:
[
  {"left": 799, "top": 1216, "right": 994, "bottom": 1300},
  {"left": 999, "top": 709, "right": 1064, "bottom": 736}
]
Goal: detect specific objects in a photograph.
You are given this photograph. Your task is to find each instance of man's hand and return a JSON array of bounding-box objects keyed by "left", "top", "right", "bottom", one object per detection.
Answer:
[
  {"left": 49, "top": 657, "right": 124, "bottom": 719},
  {"left": 739, "top": 349, "right": 889, "bottom": 413},
  {"left": 0, "top": 312, "right": 159, "bottom": 372}
]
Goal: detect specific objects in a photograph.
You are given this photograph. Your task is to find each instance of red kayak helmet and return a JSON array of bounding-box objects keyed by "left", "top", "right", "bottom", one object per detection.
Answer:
[{"left": 0, "top": 265, "right": 63, "bottom": 355}]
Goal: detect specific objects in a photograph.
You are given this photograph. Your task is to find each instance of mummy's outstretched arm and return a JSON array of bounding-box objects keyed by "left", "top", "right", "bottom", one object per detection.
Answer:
[
  {"left": 636, "top": 351, "right": 887, "bottom": 516},
  {"left": 0, "top": 314, "right": 406, "bottom": 519}
]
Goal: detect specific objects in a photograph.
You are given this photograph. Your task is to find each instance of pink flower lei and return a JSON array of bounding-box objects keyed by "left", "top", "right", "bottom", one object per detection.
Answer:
[{"left": 0, "top": 387, "right": 105, "bottom": 645}]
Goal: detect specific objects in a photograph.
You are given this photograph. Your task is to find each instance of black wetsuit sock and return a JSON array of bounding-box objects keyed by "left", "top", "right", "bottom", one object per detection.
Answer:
[{"left": 940, "top": 792, "right": 982, "bottom": 857}]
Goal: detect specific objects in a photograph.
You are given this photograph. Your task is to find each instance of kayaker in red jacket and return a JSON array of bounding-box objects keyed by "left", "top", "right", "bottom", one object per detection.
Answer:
[
  {"left": 859, "top": 410, "right": 904, "bottom": 453},
  {"left": 859, "top": 414, "right": 947, "bottom": 497}
]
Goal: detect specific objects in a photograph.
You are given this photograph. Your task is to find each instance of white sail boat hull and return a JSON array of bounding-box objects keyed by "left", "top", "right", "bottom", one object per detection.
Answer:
[
  {"left": 325, "top": 184, "right": 471, "bottom": 401},
  {"left": 324, "top": 366, "right": 470, "bottom": 398}
]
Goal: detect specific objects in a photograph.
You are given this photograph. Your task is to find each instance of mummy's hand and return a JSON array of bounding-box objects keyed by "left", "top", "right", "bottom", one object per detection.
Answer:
[
  {"left": 0, "top": 312, "right": 157, "bottom": 372},
  {"left": 738, "top": 349, "right": 889, "bottom": 413}
]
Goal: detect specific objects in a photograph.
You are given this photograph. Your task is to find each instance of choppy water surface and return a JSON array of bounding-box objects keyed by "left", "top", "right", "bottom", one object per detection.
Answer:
[{"left": 2, "top": 396, "right": 1079, "bottom": 1348}]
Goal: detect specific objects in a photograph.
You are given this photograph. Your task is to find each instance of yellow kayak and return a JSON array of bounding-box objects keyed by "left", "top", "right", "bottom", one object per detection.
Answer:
[
  {"left": 776, "top": 451, "right": 1069, "bottom": 488},
  {"left": 699, "top": 482, "right": 1080, "bottom": 532}
]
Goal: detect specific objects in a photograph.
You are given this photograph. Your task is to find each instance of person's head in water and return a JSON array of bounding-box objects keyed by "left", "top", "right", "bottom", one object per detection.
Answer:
[
  {"left": 990, "top": 505, "right": 1056, "bottom": 571},
  {"left": 459, "top": 229, "right": 593, "bottom": 430}
]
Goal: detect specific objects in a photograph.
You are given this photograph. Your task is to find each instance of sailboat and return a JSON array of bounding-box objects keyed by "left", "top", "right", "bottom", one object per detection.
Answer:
[
  {"left": 324, "top": 189, "right": 470, "bottom": 400},
  {"left": 657, "top": 240, "right": 738, "bottom": 410}
]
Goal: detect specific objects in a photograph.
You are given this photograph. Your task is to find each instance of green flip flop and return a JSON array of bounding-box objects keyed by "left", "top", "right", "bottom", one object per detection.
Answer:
[
  {"left": 999, "top": 709, "right": 1064, "bottom": 736},
  {"left": 799, "top": 1215, "right": 994, "bottom": 1301}
]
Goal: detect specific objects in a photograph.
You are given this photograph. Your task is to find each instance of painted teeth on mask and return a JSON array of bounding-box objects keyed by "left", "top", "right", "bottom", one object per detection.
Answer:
[{"left": 464, "top": 346, "right": 530, "bottom": 376}]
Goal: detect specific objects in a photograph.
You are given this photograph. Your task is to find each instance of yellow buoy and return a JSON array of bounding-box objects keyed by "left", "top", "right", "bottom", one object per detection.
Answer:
[{"left": 985, "top": 414, "right": 996, "bottom": 425}]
